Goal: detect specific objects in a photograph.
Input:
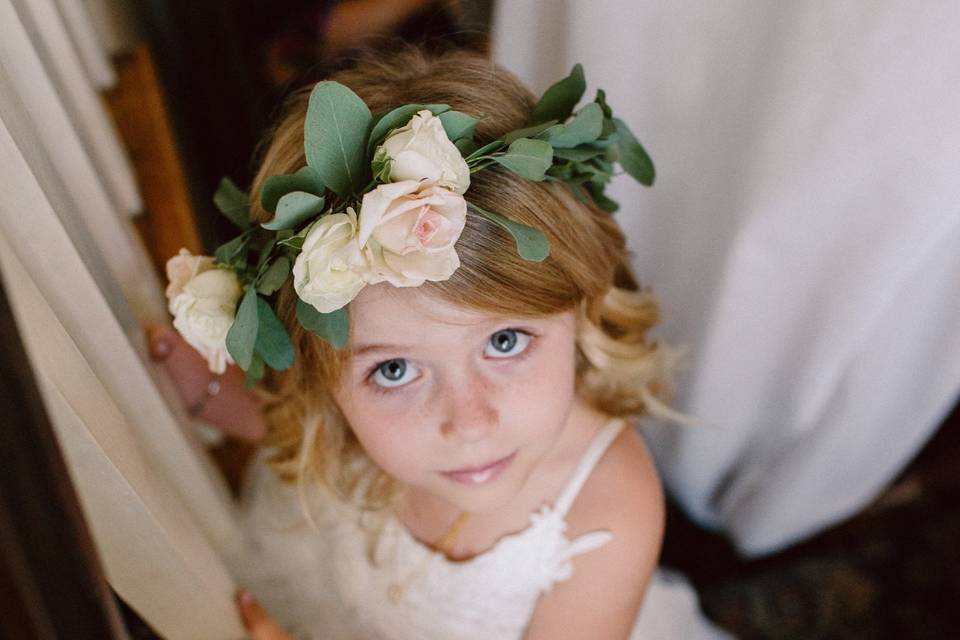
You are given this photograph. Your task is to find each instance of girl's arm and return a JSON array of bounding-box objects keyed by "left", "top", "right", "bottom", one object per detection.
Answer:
[
  {"left": 237, "top": 590, "right": 292, "bottom": 640},
  {"left": 146, "top": 324, "right": 266, "bottom": 442},
  {"left": 523, "top": 429, "right": 665, "bottom": 640}
]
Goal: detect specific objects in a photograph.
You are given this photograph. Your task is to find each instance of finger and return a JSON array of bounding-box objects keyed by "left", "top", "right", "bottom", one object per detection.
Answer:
[
  {"left": 236, "top": 590, "right": 290, "bottom": 640},
  {"left": 146, "top": 324, "right": 175, "bottom": 361}
]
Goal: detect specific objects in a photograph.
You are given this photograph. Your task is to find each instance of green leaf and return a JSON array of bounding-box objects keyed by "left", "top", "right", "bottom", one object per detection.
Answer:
[
  {"left": 553, "top": 146, "right": 605, "bottom": 162},
  {"left": 529, "top": 63, "right": 586, "bottom": 125},
  {"left": 245, "top": 354, "right": 265, "bottom": 388},
  {"left": 254, "top": 297, "right": 294, "bottom": 370},
  {"left": 466, "top": 138, "right": 506, "bottom": 162},
  {"left": 256, "top": 256, "right": 290, "bottom": 295},
  {"left": 438, "top": 110, "right": 478, "bottom": 141},
  {"left": 261, "top": 167, "right": 325, "bottom": 213},
  {"left": 296, "top": 300, "right": 349, "bottom": 349},
  {"left": 371, "top": 146, "right": 391, "bottom": 182},
  {"left": 586, "top": 182, "right": 620, "bottom": 213},
  {"left": 278, "top": 233, "right": 306, "bottom": 251},
  {"left": 367, "top": 103, "right": 450, "bottom": 154},
  {"left": 468, "top": 203, "right": 550, "bottom": 262},
  {"left": 455, "top": 138, "right": 478, "bottom": 157},
  {"left": 600, "top": 117, "right": 617, "bottom": 138},
  {"left": 541, "top": 103, "right": 603, "bottom": 149},
  {"left": 261, "top": 191, "right": 325, "bottom": 231},
  {"left": 213, "top": 178, "right": 250, "bottom": 229},
  {"left": 226, "top": 287, "right": 258, "bottom": 370},
  {"left": 214, "top": 234, "right": 248, "bottom": 266},
  {"left": 594, "top": 89, "right": 613, "bottom": 119},
  {"left": 503, "top": 120, "right": 558, "bottom": 145},
  {"left": 613, "top": 117, "right": 655, "bottom": 186},
  {"left": 492, "top": 138, "right": 554, "bottom": 181},
  {"left": 304, "top": 81, "right": 372, "bottom": 196}
]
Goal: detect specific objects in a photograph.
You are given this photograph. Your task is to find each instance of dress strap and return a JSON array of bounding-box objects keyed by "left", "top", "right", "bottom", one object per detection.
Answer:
[{"left": 553, "top": 418, "right": 626, "bottom": 517}]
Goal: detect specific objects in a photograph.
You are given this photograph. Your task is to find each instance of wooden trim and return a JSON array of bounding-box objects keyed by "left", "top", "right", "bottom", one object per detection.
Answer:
[{"left": 105, "top": 43, "right": 204, "bottom": 275}]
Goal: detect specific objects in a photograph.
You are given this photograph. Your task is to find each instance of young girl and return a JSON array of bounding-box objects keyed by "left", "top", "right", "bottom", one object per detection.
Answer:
[{"left": 164, "top": 47, "right": 730, "bottom": 639}]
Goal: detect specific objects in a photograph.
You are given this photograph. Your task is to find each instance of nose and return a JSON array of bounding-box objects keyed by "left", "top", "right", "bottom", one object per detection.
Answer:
[{"left": 439, "top": 373, "right": 499, "bottom": 443}]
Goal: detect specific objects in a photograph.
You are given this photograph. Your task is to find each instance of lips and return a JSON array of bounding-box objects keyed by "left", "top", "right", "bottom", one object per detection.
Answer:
[{"left": 440, "top": 451, "right": 517, "bottom": 485}]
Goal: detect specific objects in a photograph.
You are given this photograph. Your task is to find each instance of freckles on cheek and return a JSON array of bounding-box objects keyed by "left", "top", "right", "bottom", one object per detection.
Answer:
[{"left": 342, "top": 401, "right": 428, "bottom": 480}]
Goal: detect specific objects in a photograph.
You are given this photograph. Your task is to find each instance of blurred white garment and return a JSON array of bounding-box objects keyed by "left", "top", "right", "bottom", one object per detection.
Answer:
[
  {"left": 493, "top": 1, "right": 960, "bottom": 556},
  {"left": 237, "top": 421, "right": 733, "bottom": 639}
]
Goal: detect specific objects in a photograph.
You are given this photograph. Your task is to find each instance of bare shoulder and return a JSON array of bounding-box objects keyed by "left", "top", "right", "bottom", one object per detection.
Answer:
[
  {"left": 578, "top": 422, "right": 661, "bottom": 518},
  {"left": 525, "top": 421, "right": 665, "bottom": 639},
  {"left": 567, "top": 421, "right": 665, "bottom": 566}
]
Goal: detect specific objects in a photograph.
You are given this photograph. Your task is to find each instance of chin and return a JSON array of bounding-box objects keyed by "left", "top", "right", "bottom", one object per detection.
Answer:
[{"left": 433, "top": 461, "right": 533, "bottom": 515}]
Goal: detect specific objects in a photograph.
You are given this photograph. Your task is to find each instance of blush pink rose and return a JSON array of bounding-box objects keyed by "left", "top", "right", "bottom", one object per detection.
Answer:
[{"left": 357, "top": 180, "right": 467, "bottom": 287}]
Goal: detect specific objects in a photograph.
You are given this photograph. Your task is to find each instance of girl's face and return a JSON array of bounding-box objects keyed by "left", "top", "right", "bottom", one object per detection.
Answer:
[{"left": 333, "top": 283, "right": 580, "bottom": 515}]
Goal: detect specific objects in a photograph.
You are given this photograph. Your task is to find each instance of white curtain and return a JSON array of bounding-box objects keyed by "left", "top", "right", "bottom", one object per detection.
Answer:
[
  {"left": 0, "top": 1, "right": 244, "bottom": 637},
  {"left": 493, "top": 0, "right": 960, "bottom": 556}
]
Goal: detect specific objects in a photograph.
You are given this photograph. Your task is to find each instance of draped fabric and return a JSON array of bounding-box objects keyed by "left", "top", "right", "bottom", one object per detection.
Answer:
[
  {"left": 0, "top": 1, "right": 244, "bottom": 636},
  {"left": 493, "top": 0, "right": 960, "bottom": 556}
]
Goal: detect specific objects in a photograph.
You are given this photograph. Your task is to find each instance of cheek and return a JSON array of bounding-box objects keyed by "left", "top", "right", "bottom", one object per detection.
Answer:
[
  {"left": 503, "top": 336, "right": 578, "bottom": 434},
  {"left": 337, "top": 397, "right": 430, "bottom": 481}
]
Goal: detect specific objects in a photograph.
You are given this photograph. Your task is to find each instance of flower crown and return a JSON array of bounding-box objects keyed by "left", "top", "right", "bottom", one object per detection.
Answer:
[{"left": 165, "top": 64, "right": 654, "bottom": 384}]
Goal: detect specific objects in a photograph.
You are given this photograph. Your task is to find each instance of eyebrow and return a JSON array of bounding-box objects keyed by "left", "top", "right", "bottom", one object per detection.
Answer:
[
  {"left": 351, "top": 343, "right": 409, "bottom": 358},
  {"left": 350, "top": 317, "right": 540, "bottom": 359}
]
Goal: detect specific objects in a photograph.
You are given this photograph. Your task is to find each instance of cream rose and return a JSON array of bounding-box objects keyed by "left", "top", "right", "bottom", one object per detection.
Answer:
[
  {"left": 293, "top": 208, "right": 367, "bottom": 313},
  {"left": 168, "top": 268, "right": 243, "bottom": 374},
  {"left": 357, "top": 181, "right": 467, "bottom": 287},
  {"left": 165, "top": 248, "right": 216, "bottom": 303},
  {"left": 380, "top": 110, "right": 470, "bottom": 194}
]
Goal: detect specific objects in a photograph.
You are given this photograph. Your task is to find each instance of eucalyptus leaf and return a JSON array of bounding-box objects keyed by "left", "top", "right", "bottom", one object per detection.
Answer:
[
  {"left": 213, "top": 178, "right": 250, "bottom": 229},
  {"left": 296, "top": 300, "right": 349, "bottom": 349},
  {"left": 226, "top": 287, "right": 258, "bottom": 370},
  {"left": 261, "top": 191, "right": 325, "bottom": 231},
  {"left": 245, "top": 354, "right": 265, "bottom": 388},
  {"left": 600, "top": 117, "right": 617, "bottom": 138},
  {"left": 468, "top": 203, "right": 550, "bottom": 262},
  {"left": 553, "top": 146, "right": 605, "bottom": 162},
  {"left": 304, "top": 81, "right": 372, "bottom": 196},
  {"left": 529, "top": 63, "right": 586, "bottom": 125},
  {"left": 256, "top": 256, "right": 290, "bottom": 295},
  {"left": 540, "top": 103, "right": 603, "bottom": 149},
  {"left": 613, "top": 118, "right": 655, "bottom": 186},
  {"left": 455, "top": 138, "right": 478, "bottom": 157},
  {"left": 371, "top": 146, "right": 391, "bottom": 182},
  {"left": 261, "top": 166, "right": 326, "bottom": 213},
  {"left": 438, "top": 110, "right": 478, "bottom": 141},
  {"left": 503, "top": 120, "right": 557, "bottom": 145},
  {"left": 278, "top": 233, "right": 306, "bottom": 251},
  {"left": 594, "top": 89, "right": 613, "bottom": 119},
  {"left": 586, "top": 182, "right": 620, "bottom": 213},
  {"left": 367, "top": 103, "right": 450, "bottom": 154},
  {"left": 254, "top": 297, "right": 294, "bottom": 370},
  {"left": 466, "top": 138, "right": 506, "bottom": 162},
  {"left": 492, "top": 138, "right": 554, "bottom": 181},
  {"left": 255, "top": 237, "right": 277, "bottom": 271},
  {"left": 214, "top": 234, "right": 248, "bottom": 266}
]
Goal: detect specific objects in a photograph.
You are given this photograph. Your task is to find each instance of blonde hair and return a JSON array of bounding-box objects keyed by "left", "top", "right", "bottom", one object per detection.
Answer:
[{"left": 251, "top": 47, "right": 674, "bottom": 510}]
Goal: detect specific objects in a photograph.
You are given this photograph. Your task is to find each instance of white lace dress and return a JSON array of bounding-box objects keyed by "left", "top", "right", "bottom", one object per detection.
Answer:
[{"left": 234, "top": 420, "right": 734, "bottom": 639}]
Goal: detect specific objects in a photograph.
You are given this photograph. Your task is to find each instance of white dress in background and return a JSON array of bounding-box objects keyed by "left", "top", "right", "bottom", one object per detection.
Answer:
[{"left": 235, "top": 419, "right": 733, "bottom": 639}]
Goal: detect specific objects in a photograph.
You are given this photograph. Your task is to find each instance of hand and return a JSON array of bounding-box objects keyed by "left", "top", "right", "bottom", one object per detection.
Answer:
[
  {"left": 236, "top": 590, "right": 292, "bottom": 640},
  {"left": 146, "top": 324, "right": 267, "bottom": 442}
]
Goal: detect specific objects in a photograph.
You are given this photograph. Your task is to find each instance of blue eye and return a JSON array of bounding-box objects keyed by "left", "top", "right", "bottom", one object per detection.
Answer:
[
  {"left": 485, "top": 329, "right": 532, "bottom": 358},
  {"left": 371, "top": 358, "right": 420, "bottom": 388}
]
